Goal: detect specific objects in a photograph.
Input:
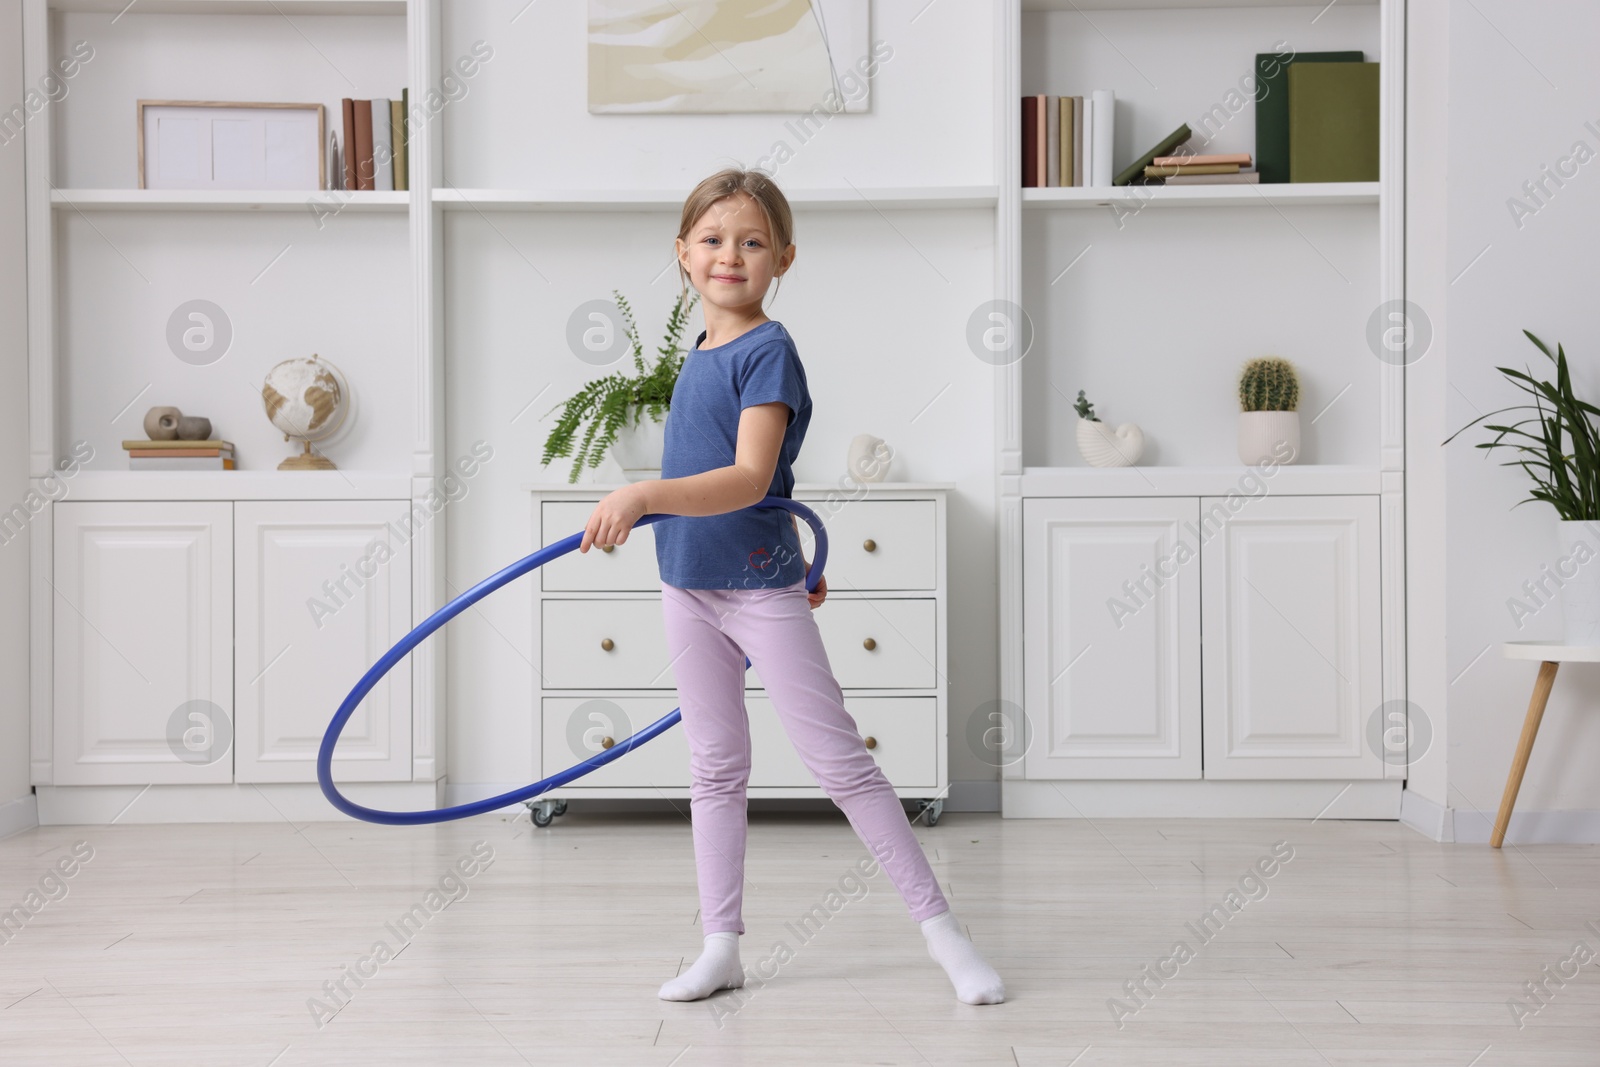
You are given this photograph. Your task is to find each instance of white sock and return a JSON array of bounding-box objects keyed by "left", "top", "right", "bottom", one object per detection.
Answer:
[
  {"left": 658, "top": 931, "right": 744, "bottom": 1002},
  {"left": 921, "top": 910, "right": 1005, "bottom": 1004}
]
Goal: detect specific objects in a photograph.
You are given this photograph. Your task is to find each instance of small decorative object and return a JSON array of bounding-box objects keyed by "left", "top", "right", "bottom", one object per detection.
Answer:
[
  {"left": 177, "top": 415, "right": 212, "bottom": 440},
  {"left": 1446, "top": 331, "right": 1600, "bottom": 644},
  {"left": 139, "top": 101, "right": 325, "bottom": 191},
  {"left": 847, "top": 434, "right": 893, "bottom": 483},
  {"left": 1237, "top": 357, "right": 1301, "bottom": 465},
  {"left": 543, "top": 289, "right": 698, "bottom": 483},
  {"left": 144, "top": 405, "right": 182, "bottom": 440},
  {"left": 262, "top": 353, "right": 350, "bottom": 471},
  {"left": 1073, "top": 390, "right": 1143, "bottom": 468}
]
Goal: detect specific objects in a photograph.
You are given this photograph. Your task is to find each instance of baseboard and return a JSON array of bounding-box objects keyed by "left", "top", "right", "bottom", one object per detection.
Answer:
[
  {"left": 0, "top": 792, "right": 39, "bottom": 838},
  {"left": 1399, "top": 786, "right": 1453, "bottom": 842},
  {"left": 36, "top": 781, "right": 444, "bottom": 824},
  {"left": 1398, "top": 788, "right": 1600, "bottom": 844},
  {"left": 1001, "top": 778, "right": 1402, "bottom": 818},
  {"left": 1450, "top": 806, "right": 1600, "bottom": 845}
]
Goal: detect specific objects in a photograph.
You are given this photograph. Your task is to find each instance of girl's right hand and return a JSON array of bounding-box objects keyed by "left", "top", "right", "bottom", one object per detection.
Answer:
[{"left": 581, "top": 483, "right": 650, "bottom": 553}]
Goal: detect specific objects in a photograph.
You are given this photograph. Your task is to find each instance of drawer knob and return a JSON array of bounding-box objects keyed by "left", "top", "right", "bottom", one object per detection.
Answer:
[
  {"left": 601, "top": 736, "right": 615, "bottom": 749},
  {"left": 601, "top": 544, "right": 614, "bottom": 553},
  {"left": 863, "top": 538, "right": 877, "bottom": 552},
  {"left": 600, "top": 637, "right": 615, "bottom": 651},
  {"left": 862, "top": 636, "right": 877, "bottom": 651},
  {"left": 864, "top": 735, "right": 877, "bottom": 750}
]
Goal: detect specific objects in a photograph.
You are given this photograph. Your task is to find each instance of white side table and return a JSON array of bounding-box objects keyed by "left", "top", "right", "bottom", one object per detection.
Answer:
[{"left": 1493, "top": 641, "right": 1600, "bottom": 847}]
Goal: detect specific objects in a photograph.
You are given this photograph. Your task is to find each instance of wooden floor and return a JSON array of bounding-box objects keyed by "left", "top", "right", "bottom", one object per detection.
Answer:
[{"left": 2, "top": 807, "right": 1598, "bottom": 1065}]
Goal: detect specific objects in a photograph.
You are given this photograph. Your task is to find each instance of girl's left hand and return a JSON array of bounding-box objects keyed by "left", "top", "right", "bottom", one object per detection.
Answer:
[
  {"left": 581, "top": 483, "right": 650, "bottom": 553},
  {"left": 804, "top": 572, "right": 827, "bottom": 609}
]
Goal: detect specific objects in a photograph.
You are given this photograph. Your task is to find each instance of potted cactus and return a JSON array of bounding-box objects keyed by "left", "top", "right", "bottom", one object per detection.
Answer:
[
  {"left": 1074, "top": 389, "right": 1144, "bottom": 468},
  {"left": 1237, "top": 357, "right": 1301, "bottom": 465}
]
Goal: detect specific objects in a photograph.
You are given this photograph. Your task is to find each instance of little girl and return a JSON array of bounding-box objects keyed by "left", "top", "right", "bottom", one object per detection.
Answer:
[{"left": 578, "top": 168, "right": 1004, "bottom": 1006}]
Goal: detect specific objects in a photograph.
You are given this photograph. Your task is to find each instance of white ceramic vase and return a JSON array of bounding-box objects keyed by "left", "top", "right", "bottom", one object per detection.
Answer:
[
  {"left": 609, "top": 407, "right": 666, "bottom": 482},
  {"left": 1238, "top": 410, "right": 1301, "bottom": 465},
  {"left": 1076, "top": 417, "right": 1143, "bottom": 468},
  {"left": 847, "top": 433, "right": 893, "bottom": 483},
  {"left": 1558, "top": 520, "right": 1600, "bottom": 645}
]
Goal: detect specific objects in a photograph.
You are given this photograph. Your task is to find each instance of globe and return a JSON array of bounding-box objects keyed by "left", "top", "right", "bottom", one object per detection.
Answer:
[{"left": 262, "top": 354, "right": 350, "bottom": 470}]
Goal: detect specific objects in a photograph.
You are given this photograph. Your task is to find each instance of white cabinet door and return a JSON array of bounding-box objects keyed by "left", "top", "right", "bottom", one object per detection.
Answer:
[
  {"left": 1022, "top": 497, "right": 1201, "bottom": 779},
  {"left": 53, "top": 501, "right": 233, "bottom": 785},
  {"left": 235, "top": 501, "right": 412, "bottom": 782},
  {"left": 1200, "top": 495, "right": 1383, "bottom": 779}
]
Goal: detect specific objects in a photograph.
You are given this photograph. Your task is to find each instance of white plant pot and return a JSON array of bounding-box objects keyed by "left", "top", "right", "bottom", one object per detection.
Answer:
[
  {"left": 609, "top": 407, "right": 666, "bottom": 482},
  {"left": 1076, "top": 417, "right": 1143, "bottom": 468},
  {"left": 1238, "top": 410, "right": 1301, "bottom": 466},
  {"left": 1558, "top": 520, "right": 1600, "bottom": 646}
]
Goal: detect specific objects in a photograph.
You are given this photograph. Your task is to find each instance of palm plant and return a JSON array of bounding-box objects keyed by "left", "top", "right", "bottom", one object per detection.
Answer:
[
  {"left": 541, "top": 289, "right": 699, "bottom": 484},
  {"left": 1444, "top": 330, "right": 1600, "bottom": 521}
]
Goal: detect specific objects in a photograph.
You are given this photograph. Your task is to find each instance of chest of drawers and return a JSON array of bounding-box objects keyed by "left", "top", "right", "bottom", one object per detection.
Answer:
[{"left": 527, "top": 482, "right": 952, "bottom": 825}]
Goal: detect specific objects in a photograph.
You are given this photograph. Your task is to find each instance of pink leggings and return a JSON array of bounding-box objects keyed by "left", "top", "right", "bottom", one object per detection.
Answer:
[{"left": 660, "top": 577, "right": 950, "bottom": 935}]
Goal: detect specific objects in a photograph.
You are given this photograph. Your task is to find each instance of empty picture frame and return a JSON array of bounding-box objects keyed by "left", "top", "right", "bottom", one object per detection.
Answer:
[
  {"left": 588, "top": 0, "right": 873, "bottom": 114},
  {"left": 138, "top": 101, "right": 326, "bottom": 191}
]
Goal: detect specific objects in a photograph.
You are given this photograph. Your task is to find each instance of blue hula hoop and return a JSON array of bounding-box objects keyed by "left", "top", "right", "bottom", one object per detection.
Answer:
[{"left": 317, "top": 495, "right": 828, "bottom": 825}]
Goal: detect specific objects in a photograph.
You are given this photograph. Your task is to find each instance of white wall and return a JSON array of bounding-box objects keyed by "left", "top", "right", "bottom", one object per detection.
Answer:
[
  {"left": 0, "top": 0, "right": 35, "bottom": 836},
  {"left": 1409, "top": 0, "right": 1600, "bottom": 839},
  {"left": 437, "top": 0, "right": 1002, "bottom": 803}
]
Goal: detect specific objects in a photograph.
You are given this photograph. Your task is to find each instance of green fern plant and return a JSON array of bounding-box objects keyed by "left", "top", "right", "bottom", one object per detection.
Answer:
[
  {"left": 1239, "top": 357, "right": 1300, "bottom": 412},
  {"left": 541, "top": 289, "right": 699, "bottom": 484}
]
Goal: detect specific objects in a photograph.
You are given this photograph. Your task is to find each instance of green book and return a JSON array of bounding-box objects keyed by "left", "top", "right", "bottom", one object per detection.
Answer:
[
  {"left": 1254, "top": 50, "right": 1362, "bottom": 184},
  {"left": 1288, "top": 61, "right": 1379, "bottom": 182},
  {"left": 1112, "top": 123, "right": 1192, "bottom": 187}
]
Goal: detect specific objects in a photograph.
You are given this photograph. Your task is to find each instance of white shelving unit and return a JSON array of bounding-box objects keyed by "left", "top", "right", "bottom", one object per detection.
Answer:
[
  {"left": 19, "top": 0, "right": 1408, "bottom": 822},
  {"left": 49, "top": 190, "right": 411, "bottom": 211},
  {"left": 1022, "top": 182, "right": 1379, "bottom": 208},
  {"left": 51, "top": 187, "right": 998, "bottom": 213},
  {"left": 46, "top": 0, "right": 404, "bottom": 12},
  {"left": 996, "top": 0, "right": 1408, "bottom": 818},
  {"left": 433, "top": 186, "right": 1000, "bottom": 212},
  {"left": 21, "top": 0, "right": 1000, "bottom": 822},
  {"left": 23, "top": 0, "right": 428, "bottom": 819}
]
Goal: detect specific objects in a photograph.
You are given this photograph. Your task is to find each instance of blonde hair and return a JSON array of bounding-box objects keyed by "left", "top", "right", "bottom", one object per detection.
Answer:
[{"left": 676, "top": 168, "right": 795, "bottom": 309}]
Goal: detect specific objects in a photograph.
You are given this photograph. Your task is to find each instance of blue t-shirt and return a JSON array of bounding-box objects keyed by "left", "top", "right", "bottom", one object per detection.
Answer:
[{"left": 653, "top": 319, "right": 812, "bottom": 589}]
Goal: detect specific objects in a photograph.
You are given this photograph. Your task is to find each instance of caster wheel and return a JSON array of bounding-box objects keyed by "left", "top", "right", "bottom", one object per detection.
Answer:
[
  {"left": 917, "top": 798, "right": 944, "bottom": 826},
  {"left": 531, "top": 806, "right": 554, "bottom": 827},
  {"left": 552, "top": 800, "right": 568, "bottom": 817}
]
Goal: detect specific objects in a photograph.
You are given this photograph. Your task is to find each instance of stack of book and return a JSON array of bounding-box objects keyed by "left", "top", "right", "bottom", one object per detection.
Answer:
[
  {"left": 1021, "top": 90, "right": 1115, "bottom": 188},
  {"left": 1255, "top": 52, "right": 1379, "bottom": 183},
  {"left": 336, "top": 92, "right": 409, "bottom": 192},
  {"left": 1143, "top": 152, "right": 1258, "bottom": 184},
  {"left": 124, "top": 439, "right": 236, "bottom": 470}
]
